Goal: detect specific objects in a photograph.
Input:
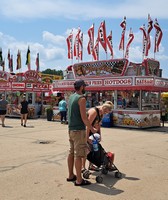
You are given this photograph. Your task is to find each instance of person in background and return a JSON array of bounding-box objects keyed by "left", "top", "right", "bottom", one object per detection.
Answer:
[
  {"left": 20, "top": 96, "right": 29, "bottom": 127},
  {"left": 28, "top": 97, "right": 32, "bottom": 104},
  {"left": 37, "top": 98, "right": 42, "bottom": 118},
  {"left": 161, "top": 105, "right": 166, "bottom": 127},
  {"left": 0, "top": 94, "right": 8, "bottom": 127},
  {"left": 58, "top": 96, "right": 67, "bottom": 124},
  {"left": 82, "top": 101, "right": 113, "bottom": 172},
  {"left": 122, "top": 98, "right": 126, "bottom": 109},
  {"left": 67, "top": 80, "right": 97, "bottom": 186}
]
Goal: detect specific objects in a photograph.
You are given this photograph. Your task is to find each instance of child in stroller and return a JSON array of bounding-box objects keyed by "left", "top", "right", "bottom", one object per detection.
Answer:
[{"left": 83, "top": 133, "right": 122, "bottom": 183}]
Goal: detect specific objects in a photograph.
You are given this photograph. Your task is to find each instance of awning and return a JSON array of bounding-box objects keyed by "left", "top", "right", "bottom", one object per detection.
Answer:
[{"left": 161, "top": 92, "right": 168, "bottom": 98}]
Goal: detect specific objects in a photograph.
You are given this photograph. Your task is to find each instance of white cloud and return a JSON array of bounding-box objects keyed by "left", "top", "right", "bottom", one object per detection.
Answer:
[
  {"left": 0, "top": 0, "right": 168, "bottom": 77},
  {"left": 0, "top": 30, "right": 66, "bottom": 72},
  {"left": 0, "top": 0, "right": 168, "bottom": 20},
  {"left": 42, "top": 31, "right": 65, "bottom": 45}
]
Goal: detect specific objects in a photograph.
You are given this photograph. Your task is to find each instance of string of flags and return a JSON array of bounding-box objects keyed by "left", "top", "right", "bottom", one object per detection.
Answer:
[
  {"left": 0, "top": 46, "right": 40, "bottom": 72},
  {"left": 0, "top": 15, "right": 163, "bottom": 72},
  {"left": 66, "top": 15, "right": 163, "bottom": 62}
]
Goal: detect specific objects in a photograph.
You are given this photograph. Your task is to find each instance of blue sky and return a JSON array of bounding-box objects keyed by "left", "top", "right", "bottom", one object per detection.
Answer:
[{"left": 0, "top": 0, "right": 168, "bottom": 77}]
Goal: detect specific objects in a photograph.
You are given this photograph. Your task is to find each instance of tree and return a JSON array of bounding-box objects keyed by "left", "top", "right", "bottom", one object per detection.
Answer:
[{"left": 41, "top": 69, "right": 63, "bottom": 77}]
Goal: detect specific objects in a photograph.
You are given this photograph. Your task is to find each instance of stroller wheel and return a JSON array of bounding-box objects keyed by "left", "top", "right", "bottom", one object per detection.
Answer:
[
  {"left": 96, "top": 176, "right": 103, "bottom": 183},
  {"left": 115, "top": 171, "right": 122, "bottom": 178},
  {"left": 102, "top": 168, "right": 108, "bottom": 175},
  {"left": 83, "top": 170, "right": 90, "bottom": 179}
]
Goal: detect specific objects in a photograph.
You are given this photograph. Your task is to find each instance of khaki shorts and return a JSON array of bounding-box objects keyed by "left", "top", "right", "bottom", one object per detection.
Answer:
[{"left": 69, "top": 130, "right": 87, "bottom": 158}]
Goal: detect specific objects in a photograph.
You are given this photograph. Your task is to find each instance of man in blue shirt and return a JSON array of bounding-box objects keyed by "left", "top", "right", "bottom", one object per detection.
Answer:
[{"left": 58, "top": 97, "right": 67, "bottom": 124}]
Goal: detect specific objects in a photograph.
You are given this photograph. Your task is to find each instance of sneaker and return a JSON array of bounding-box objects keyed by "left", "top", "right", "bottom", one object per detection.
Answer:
[
  {"left": 24, "top": 124, "right": 26, "bottom": 127},
  {"left": 2, "top": 124, "right": 5, "bottom": 127},
  {"left": 21, "top": 123, "right": 23, "bottom": 126}
]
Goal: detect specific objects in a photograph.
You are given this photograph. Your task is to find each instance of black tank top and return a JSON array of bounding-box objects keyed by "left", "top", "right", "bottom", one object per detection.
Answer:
[
  {"left": 89, "top": 107, "right": 101, "bottom": 136},
  {"left": 92, "top": 107, "right": 101, "bottom": 125}
]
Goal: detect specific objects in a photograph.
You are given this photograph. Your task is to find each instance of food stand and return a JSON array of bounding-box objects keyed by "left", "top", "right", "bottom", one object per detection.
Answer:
[
  {"left": 53, "top": 58, "right": 168, "bottom": 128},
  {"left": 0, "top": 70, "right": 50, "bottom": 118}
]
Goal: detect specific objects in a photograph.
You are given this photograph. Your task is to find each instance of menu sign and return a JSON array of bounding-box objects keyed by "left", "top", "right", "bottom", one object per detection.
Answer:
[
  {"left": 54, "top": 77, "right": 133, "bottom": 88},
  {"left": 73, "top": 59, "right": 128, "bottom": 78},
  {"left": 24, "top": 70, "right": 41, "bottom": 82},
  {"left": 135, "top": 77, "right": 154, "bottom": 86},
  {"left": 12, "top": 83, "right": 25, "bottom": 88},
  {"left": 0, "top": 71, "right": 9, "bottom": 81}
]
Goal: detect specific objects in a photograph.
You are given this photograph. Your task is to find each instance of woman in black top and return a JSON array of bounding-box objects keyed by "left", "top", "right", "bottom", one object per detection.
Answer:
[
  {"left": 20, "top": 96, "right": 29, "bottom": 127},
  {"left": 82, "top": 101, "right": 113, "bottom": 172}
]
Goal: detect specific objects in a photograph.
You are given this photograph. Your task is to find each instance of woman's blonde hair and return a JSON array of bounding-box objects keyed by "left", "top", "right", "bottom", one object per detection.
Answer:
[
  {"left": 104, "top": 101, "right": 114, "bottom": 108},
  {"left": 102, "top": 101, "right": 114, "bottom": 111}
]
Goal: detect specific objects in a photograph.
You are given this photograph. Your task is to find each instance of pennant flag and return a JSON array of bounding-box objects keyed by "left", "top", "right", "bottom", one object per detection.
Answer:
[
  {"left": 0, "top": 48, "right": 3, "bottom": 66},
  {"left": 79, "top": 32, "right": 83, "bottom": 60},
  {"left": 2, "top": 58, "right": 5, "bottom": 71},
  {"left": 106, "top": 30, "right": 114, "bottom": 59},
  {"left": 74, "top": 28, "right": 81, "bottom": 59},
  {"left": 154, "top": 18, "right": 163, "bottom": 53},
  {"left": 66, "top": 30, "right": 73, "bottom": 59},
  {"left": 92, "top": 39, "right": 99, "bottom": 61},
  {"left": 87, "top": 24, "right": 94, "bottom": 55},
  {"left": 9, "top": 55, "right": 13, "bottom": 73},
  {"left": 7, "top": 49, "right": 13, "bottom": 72},
  {"left": 16, "top": 50, "right": 21, "bottom": 70},
  {"left": 98, "top": 21, "right": 107, "bottom": 52},
  {"left": 139, "top": 24, "right": 147, "bottom": 58},
  {"left": 36, "top": 53, "right": 40, "bottom": 72},
  {"left": 146, "top": 14, "right": 153, "bottom": 56},
  {"left": 26, "top": 46, "right": 31, "bottom": 70},
  {"left": 7, "top": 49, "right": 10, "bottom": 69},
  {"left": 125, "top": 28, "right": 134, "bottom": 59},
  {"left": 119, "top": 16, "right": 126, "bottom": 51}
]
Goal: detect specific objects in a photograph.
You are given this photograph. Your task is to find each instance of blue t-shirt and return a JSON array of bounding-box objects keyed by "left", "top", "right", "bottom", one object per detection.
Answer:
[{"left": 59, "top": 100, "right": 67, "bottom": 111}]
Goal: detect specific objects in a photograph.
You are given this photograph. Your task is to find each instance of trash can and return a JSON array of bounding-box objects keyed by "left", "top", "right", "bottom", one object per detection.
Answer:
[{"left": 101, "top": 112, "right": 113, "bottom": 127}]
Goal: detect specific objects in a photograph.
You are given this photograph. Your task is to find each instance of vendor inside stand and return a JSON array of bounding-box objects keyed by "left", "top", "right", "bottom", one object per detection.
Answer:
[{"left": 117, "top": 91, "right": 139, "bottom": 110}]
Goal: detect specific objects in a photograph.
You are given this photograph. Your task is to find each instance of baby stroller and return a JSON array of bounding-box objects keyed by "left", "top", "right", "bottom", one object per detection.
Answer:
[{"left": 83, "top": 134, "right": 122, "bottom": 183}]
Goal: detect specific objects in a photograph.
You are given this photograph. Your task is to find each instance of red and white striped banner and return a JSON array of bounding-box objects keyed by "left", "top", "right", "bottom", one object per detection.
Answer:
[
  {"left": 145, "top": 14, "right": 153, "bottom": 56},
  {"left": 140, "top": 24, "right": 147, "bottom": 58},
  {"left": 125, "top": 28, "right": 134, "bottom": 59},
  {"left": 98, "top": 21, "right": 107, "bottom": 52},
  {"left": 87, "top": 24, "right": 94, "bottom": 55},
  {"left": 119, "top": 16, "right": 126, "bottom": 51},
  {"left": 154, "top": 18, "right": 163, "bottom": 53},
  {"left": 66, "top": 31, "right": 73, "bottom": 59},
  {"left": 106, "top": 30, "right": 114, "bottom": 59},
  {"left": 92, "top": 39, "right": 99, "bottom": 60}
]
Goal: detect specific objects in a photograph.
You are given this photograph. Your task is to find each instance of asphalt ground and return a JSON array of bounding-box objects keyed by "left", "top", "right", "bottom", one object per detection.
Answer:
[{"left": 0, "top": 118, "right": 168, "bottom": 200}]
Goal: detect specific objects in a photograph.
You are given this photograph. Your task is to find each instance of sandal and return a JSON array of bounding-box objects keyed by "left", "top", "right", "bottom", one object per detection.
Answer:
[
  {"left": 74, "top": 179, "right": 91, "bottom": 186},
  {"left": 66, "top": 175, "right": 77, "bottom": 182}
]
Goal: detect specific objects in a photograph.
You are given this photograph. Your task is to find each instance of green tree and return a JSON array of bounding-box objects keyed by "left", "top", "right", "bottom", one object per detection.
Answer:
[{"left": 41, "top": 69, "right": 63, "bottom": 77}]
